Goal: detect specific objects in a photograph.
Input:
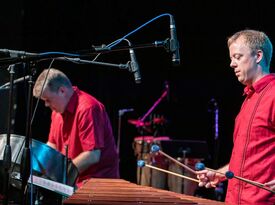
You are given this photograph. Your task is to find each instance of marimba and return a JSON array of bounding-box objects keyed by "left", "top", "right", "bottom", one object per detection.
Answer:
[{"left": 63, "top": 178, "right": 230, "bottom": 205}]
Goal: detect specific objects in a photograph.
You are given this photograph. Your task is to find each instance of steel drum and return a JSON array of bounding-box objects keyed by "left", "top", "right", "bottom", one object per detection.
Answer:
[{"left": 0, "top": 134, "right": 78, "bottom": 187}]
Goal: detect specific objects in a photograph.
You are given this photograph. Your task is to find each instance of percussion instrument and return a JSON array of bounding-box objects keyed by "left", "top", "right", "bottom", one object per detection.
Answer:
[
  {"left": 135, "top": 140, "right": 202, "bottom": 195},
  {"left": 0, "top": 134, "right": 78, "bottom": 189},
  {"left": 168, "top": 158, "right": 201, "bottom": 195},
  {"left": 63, "top": 178, "right": 229, "bottom": 205},
  {"left": 149, "top": 144, "right": 206, "bottom": 195},
  {"left": 128, "top": 119, "right": 151, "bottom": 127},
  {"left": 133, "top": 136, "right": 170, "bottom": 156},
  {"left": 133, "top": 136, "right": 170, "bottom": 188},
  {"left": 128, "top": 116, "right": 167, "bottom": 134}
]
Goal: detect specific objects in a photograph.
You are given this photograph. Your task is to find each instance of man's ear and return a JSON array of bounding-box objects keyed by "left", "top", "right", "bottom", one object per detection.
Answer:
[
  {"left": 255, "top": 50, "right": 263, "bottom": 64},
  {"left": 58, "top": 86, "right": 67, "bottom": 96}
]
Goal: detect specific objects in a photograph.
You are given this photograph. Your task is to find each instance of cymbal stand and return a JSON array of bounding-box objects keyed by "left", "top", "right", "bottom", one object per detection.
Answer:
[
  {"left": 137, "top": 88, "right": 168, "bottom": 185},
  {"left": 2, "top": 64, "right": 16, "bottom": 205},
  {"left": 139, "top": 89, "right": 168, "bottom": 124}
]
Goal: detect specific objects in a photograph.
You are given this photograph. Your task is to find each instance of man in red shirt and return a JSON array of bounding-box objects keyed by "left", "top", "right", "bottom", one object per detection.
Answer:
[
  {"left": 33, "top": 68, "right": 119, "bottom": 188},
  {"left": 196, "top": 30, "right": 275, "bottom": 204}
]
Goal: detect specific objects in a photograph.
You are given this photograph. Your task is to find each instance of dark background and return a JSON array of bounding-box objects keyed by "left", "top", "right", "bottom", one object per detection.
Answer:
[{"left": 1, "top": 0, "right": 275, "bottom": 196}]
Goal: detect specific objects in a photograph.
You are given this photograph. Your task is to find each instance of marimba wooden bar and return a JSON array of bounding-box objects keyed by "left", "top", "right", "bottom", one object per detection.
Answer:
[{"left": 63, "top": 178, "right": 230, "bottom": 205}]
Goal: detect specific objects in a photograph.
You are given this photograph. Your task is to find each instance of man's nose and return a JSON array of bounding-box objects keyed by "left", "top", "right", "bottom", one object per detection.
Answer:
[{"left": 230, "top": 60, "right": 236, "bottom": 68}]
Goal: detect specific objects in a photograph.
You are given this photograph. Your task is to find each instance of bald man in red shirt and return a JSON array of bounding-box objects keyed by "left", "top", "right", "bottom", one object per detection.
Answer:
[{"left": 33, "top": 68, "right": 119, "bottom": 187}]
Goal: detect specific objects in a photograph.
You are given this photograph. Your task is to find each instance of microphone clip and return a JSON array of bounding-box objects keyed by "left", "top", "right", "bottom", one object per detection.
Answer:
[{"left": 155, "top": 38, "right": 170, "bottom": 53}]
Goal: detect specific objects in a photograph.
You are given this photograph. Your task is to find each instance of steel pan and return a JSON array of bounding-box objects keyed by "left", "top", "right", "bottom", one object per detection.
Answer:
[{"left": 0, "top": 134, "right": 78, "bottom": 187}]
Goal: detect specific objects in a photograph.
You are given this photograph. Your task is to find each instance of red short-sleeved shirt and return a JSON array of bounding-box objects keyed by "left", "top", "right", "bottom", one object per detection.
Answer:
[
  {"left": 226, "top": 74, "right": 275, "bottom": 204},
  {"left": 48, "top": 87, "right": 119, "bottom": 187}
]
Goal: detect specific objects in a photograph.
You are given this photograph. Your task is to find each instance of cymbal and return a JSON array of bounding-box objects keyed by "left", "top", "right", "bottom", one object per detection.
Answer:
[
  {"left": 128, "top": 119, "right": 151, "bottom": 127},
  {"left": 153, "top": 117, "right": 166, "bottom": 124}
]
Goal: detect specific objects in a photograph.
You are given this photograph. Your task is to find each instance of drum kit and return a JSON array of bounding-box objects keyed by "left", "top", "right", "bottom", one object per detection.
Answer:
[
  {"left": 0, "top": 134, "right": 78, "bottom": 202},
  {"left": 128, "top": 116, "right": 167, "bottom": 127},
  {"left": 127, "top": 117, "right": 207, "bottom": 195},
  {"left": 127, "top": 116, "right": 170, "bottom": 189},
  {"left": 128, "top": 115, "right": 167, "bottom": 135},
  {"left": 128, "top": 115, "right": 169, "bottom": 163}
]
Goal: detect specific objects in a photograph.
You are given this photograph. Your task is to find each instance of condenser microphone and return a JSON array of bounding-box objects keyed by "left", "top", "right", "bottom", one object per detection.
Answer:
[
  {"left": 129, "top": 48, "right": 141, "bottom": 84},
  {"left": 0, "top": 49, "right": 37, "bottom": 58},
  {"left": 169, "top": 15, "right": 180, "bottom": 65}
]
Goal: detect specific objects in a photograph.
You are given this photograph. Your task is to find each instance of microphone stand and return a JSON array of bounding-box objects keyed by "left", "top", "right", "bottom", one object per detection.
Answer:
[
  {"left": 208, "top": 98, "right": 219, "bottom": 169},
  {"left": 208, "top": 98, "right": 224, "bottom": 201},
  {"left": 63, "top": 57, "right": 130, "bottom": 70},
  {"left": 76, "top": 39, "right": 170, "bottom": 55},
  {"left": 213, "top": 103, "right": 219, "bottom": 169},
  {"left": 20, "top": 63, "right": 35, "bottom": 205},
  {"left": 2, "top": 64, "right": 16, "bottom": 205},
  {"left": 117, "top": 110, "right": 123, "bottom": 157},
  {"left": 0, "top": 39, "right": 170, "bottom": 67}
]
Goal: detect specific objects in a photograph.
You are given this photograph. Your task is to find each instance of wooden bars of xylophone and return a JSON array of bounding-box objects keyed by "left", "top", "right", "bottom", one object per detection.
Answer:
[{"left": 63, "top": 178, "right": 230, "bottom": 205}]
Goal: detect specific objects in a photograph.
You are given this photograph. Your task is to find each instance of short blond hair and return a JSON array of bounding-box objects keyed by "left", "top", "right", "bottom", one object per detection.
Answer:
[
  {"left": 227, "top": 29, "right": 273, "bottom": 67},
  {"left": 33, "top": 68, "right": 72, "bottom": 98}
]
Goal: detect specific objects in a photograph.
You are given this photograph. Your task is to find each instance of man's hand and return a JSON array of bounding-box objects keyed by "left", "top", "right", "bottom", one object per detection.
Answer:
[
  {"left": 196, "top": 164, "right": 228, "bottom": 188},
  {"left": 196, "top": 169, "right": 222, "bottom": 188}
]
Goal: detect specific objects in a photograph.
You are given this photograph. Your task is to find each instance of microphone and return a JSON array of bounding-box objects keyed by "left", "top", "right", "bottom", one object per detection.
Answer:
[
  {"left": 118, "top": 108, "right": 134, "bottom": 116},
  {"left": 129, "top": 48, "right": 141, "bottom": 84},
  {"left": 0, "top": 49, "right": 37, "bottom": 58},
  {"left": 169, "top": 15, "right": 180, "bottom": 65},
  {"left": 0, "top": 75, "right": 30, "bottom": 89}
]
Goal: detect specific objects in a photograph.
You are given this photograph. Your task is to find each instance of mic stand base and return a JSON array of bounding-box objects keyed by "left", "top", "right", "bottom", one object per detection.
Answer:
[
  {"left": 20, "top": 147, "right": 31, "bottom": 205},
  {"left": 3, "top": 64, "right": 16, "bottom": 205}
]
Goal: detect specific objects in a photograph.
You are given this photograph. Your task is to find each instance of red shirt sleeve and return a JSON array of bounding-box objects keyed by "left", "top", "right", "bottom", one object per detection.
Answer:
[{"left": 77, "top": 104, "right": 105, "bottom": 151}]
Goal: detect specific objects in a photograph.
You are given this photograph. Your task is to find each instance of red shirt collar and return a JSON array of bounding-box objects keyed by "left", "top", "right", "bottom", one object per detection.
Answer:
[
  {"left": 65, "top": 86, "right": 79, "bottom": 114},
  {"left": 243, "top": 74, "right": 275, "bottom": 96}
]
